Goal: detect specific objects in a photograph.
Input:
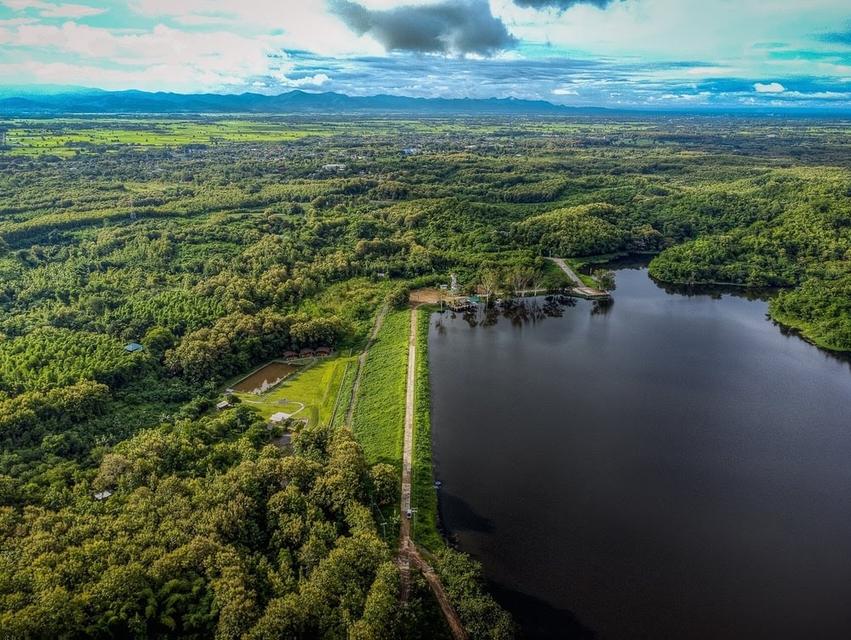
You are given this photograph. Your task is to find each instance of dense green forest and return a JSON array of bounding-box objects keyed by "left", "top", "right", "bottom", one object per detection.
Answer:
[
  {"left": 1, "top": 409, "right": 502, "bottom": 638},
  {"left": 1, "top": 115, "right": 850, "bottom": 636}
]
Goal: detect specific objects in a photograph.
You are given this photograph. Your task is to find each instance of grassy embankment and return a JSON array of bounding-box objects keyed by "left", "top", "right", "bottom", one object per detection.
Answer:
[
  {"left": 351, "top": 309, "right": 410, "bottom": 468},
  {"left": 564, "top": 257, "right": 604, "bottom": 288},
  {"left": 412, "top": 306, "right": 443, "bottom": 552},
  {"left": 537, "top": 258, "right": 574, "bottom": 290},
  {"left": 330, "top": 359, "right": 358, "bottom": 429}
]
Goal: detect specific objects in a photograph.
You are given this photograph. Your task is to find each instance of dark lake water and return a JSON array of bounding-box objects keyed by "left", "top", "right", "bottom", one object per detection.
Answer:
[{"left": 428, "top": 264, "right": 851, "bottom": 640}]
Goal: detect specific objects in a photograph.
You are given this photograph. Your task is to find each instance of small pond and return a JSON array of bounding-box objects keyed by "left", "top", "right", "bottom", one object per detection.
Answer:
[{"left": 233, "top": 361, "right": 298, "bottom": 394}]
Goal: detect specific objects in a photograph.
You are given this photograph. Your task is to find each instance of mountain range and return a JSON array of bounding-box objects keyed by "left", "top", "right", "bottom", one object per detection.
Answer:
[{"left": 0, "top": 88, "right": 612, "bottom": 116}]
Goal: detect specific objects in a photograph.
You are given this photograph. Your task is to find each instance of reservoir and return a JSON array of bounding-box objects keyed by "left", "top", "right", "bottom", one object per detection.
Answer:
[{"left": 428, "top": 263, "right": 851, "bottom": 639}]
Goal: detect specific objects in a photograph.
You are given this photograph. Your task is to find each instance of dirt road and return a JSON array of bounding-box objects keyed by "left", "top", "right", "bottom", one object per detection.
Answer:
[
  {"left": 398, "top": 306, "right": 469, "bottom": 640},
  {"left": 548, "top": 257, "right": 612, "bottom": 300},
  {"left": 548, "top": 256, "right": 585, "bottom": 286}
]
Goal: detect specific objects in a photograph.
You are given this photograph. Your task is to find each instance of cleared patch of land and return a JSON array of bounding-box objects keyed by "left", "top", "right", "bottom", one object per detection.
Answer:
[
  {"left": 234, "top": 354, "right": 355, "bottom": 427},
  {"left": 410, "top": 288, "right": 445, "bottom": 305}
]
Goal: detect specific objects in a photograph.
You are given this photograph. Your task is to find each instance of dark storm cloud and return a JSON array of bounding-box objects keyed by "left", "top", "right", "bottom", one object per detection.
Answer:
[
  {"left": 512, "top": 0, "right": 620, "bottom": 11},
  {"left": 328, "top": 0, "right": 516, "bottom": 56}
]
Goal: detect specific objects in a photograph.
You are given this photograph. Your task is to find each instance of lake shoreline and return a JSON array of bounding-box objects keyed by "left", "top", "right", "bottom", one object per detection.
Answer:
[{"left": 429, "top": 265, "right": 851, "bottom": 639}]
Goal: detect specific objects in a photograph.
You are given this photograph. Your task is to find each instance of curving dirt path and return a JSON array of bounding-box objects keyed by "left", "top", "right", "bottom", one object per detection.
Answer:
[{"left": 409, "top": 547, "right": 469, "bottom": 640}]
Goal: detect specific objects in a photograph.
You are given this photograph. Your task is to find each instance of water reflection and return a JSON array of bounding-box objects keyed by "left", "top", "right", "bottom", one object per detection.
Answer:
[{"left": 430, "top": 265, "right": 851, "bottom": 640}]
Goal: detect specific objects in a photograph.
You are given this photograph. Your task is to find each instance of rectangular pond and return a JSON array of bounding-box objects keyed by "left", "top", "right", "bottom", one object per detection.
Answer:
[{"left": 233, "top": 361, "right": 298, "bottom": 394}]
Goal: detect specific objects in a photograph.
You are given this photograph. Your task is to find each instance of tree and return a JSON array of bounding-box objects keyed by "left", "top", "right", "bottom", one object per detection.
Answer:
[{"left": 370, "top": 463, "right": 398, "bottom": 507}]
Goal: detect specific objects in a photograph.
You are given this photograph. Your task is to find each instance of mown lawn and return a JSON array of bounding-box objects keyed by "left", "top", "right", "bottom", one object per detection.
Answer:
[
  {"left": 352, "top": 309, "right": 410, "bottom": 468},
  {"left": 234, "top": 354, "right": 355, "bottom": 427}
]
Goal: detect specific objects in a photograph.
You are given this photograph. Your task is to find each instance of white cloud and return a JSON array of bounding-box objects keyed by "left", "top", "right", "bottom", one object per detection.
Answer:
[
  {"left": 0, "top": 59, "right": 234, "bottom": 89},
  {"left": 495, "top": 0, "right": 851, "bottom": 84},
  {"left": 754, "top": 81, "right": 785, "bottom": 93},
  {"left": 2, "top": 0, "right": 105, "bottom": 18},
  {"left": 0, "top": 20, "right": 292, "bottom": 90},
  {"left": 279, "top": 72, "right": 331, "bottom": 87},
  {"left": 782, "top": 90, "right": 850, "bottom": 100},
  {"left": 2, "top": 0, "right": 851, "bottom": 105},
  {"left": 130, "top": 0, "right": 385, "bottom": 56}
]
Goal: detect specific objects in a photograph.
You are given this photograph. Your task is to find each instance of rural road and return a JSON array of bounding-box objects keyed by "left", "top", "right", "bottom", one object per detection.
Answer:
[
  {"left": 400, "top": 307, "right": 416, "bottom": 543},
  {"left": 399, "top": 306, "right": 469, "bottom": 640},
  {"left": 548, "top": 256, "right": 585, "bottom": 286},
  {"left": 548, "top": 257, "right": 612, "bottom": 300}
]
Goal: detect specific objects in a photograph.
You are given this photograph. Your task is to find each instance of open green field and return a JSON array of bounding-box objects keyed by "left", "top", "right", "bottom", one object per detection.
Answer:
[
  {"left": 3, "top": 118, "right": 335, "bottom": 155},
  {"left": 352, "top": 309, "right": 410, "bottom": 467},
  {"left": 234, "top": 354, "right": 355, "bottom": 427}
]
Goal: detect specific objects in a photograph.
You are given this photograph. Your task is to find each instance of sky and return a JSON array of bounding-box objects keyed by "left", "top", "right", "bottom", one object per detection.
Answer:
[{"left": 1, "top": 0, "right": 850, "bottom": 109}]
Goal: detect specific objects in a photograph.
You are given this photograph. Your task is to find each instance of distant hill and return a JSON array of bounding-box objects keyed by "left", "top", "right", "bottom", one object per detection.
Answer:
[{"left": 0, "top": 87, "right": 611, "bottom": 116}]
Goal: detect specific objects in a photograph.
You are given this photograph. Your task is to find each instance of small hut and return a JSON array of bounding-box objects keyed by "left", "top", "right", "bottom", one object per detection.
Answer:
[
  {"left": 299, "top": 348, "right": 315, "bottom": 358},
  {"left": 315, "top": 346, "right": 332, "bottom": 357},
  {"left": 283, "top": 350, "right": 298, "bottom": 360}
]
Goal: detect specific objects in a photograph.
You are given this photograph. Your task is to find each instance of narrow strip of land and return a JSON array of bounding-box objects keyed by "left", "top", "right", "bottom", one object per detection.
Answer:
[
  {"left": 548, "top": 256, "right": 612, "bottom": 300},
  {"left": 399, "top": 306, "right": 469, "bottom": 640},
  {"left": 549, "top": 256, "right": 585, "bottom": 286},
  {"left": 345, "top": 301, "right": 388, "bottom": 425},
  {"left": 398, "top": 306, "right": 417, "bottom": 602},
  {"left": 400, "top": 307, "right": 416, "bottom": 537}
]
